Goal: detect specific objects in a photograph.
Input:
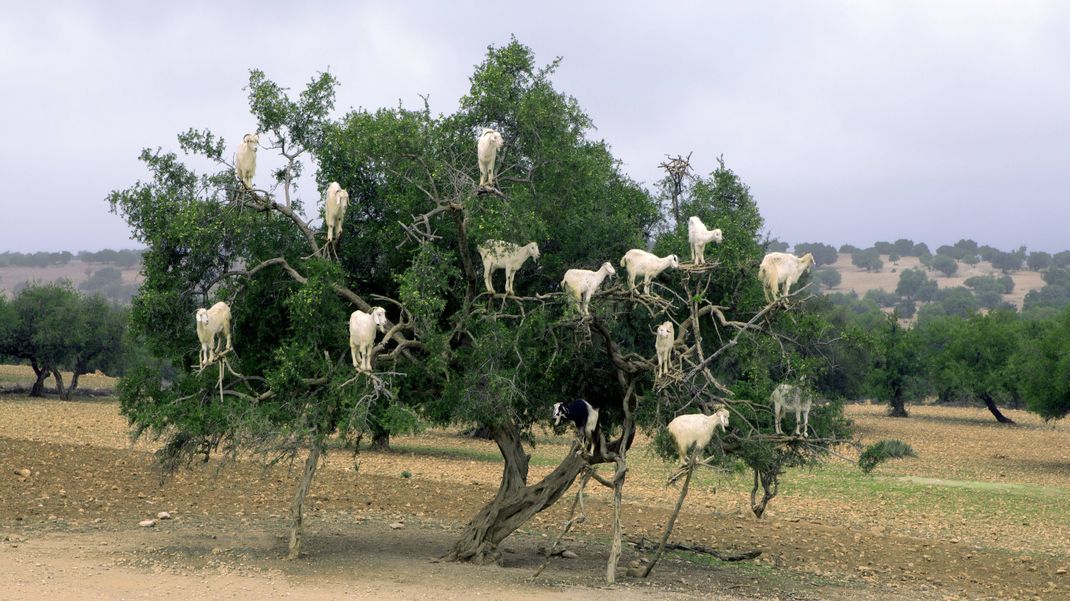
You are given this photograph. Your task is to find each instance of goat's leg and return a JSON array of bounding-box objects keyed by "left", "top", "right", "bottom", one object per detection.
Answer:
[
  {"left": 483, "top": 267, "right": 495, "bottom": 295},
  {"left": 774, "top": 403, "right": 783, "bottom": 435},
  {"left": 794, "top": 407, "right": 802, "bottom": 435},
  {"left": 802, "top": 408, "right": 810, "bottom": 437},
  {"left": 350, "top": 342, "right": 359, "bottom": 370},
  {"left": 506, "top": 268, "right": 515, "bottom": 295}
]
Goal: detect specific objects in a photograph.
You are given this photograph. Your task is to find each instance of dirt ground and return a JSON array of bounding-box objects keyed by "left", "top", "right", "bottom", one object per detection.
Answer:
[{"left": 2, "top": 393, "right": 1069, "bottom": 600}]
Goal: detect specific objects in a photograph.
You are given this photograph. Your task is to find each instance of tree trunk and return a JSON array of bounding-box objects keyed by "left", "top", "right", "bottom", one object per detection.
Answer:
[
  {"left": 446, "top": 422, "right": 587, "bottom": 565},
  {"left": 63, "top": 369, "right": 83, "bottom": 401},
  {"left": 888, "top": 396, "right": 909, "bottom": 417},
  {"left": 981, "top": 393, "right": 1016, "bottom": 424},
  {"left": 371, "top": 430, "right": 390, "bottom": 450},
  {"left": 288, "top": 436, "right": 323, "bottom": 560},
  {"left": 29, "top": 363, "right": 48, "bottom": 397},
  {"left": 50, "top": 367, "right": 66, "bottom": 399},
  {"left": 640, "top": 452, "right": 695, "bottom": 578}
]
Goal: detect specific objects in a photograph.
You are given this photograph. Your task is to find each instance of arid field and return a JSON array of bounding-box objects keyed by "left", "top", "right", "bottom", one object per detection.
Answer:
[{"left": 1, "top": 365, "right": 1068, "bottom": 600}]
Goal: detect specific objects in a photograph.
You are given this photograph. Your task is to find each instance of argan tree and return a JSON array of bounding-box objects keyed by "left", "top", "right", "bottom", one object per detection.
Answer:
[{"left": 109, "top": 39, "right": 851, "bottom": 579}]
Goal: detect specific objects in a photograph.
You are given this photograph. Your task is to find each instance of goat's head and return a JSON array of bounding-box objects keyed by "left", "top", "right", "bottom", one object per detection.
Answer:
[
  {"left": 371, "top": 307, "right": 388, "bottom": 333},
  {"left": 712, "top": 228, "right": 723, "bottom": 243},
  {"left": 711, "top": 407, "right": 730, "bottom": 431},
  {"left": 800, "top": 253, "right": 815, "bottom": 268},
  {"left": 656, "top": 321, "right": 673, "bottom": 338},
  {"left": 243, "top": 133, "right": 259, "bottom": 149},
  {"left": 667, "top": 254, "right": 680, "bottom": 269},
  {"left": 551, "top": 402, "right": 566, "bottom": 426},
  {"left": 195, "top": 308, "right": 209, "bottom": 326},
  {"left": 527, "top": 242, "right": 541, "bottom": 262},
  {"left": 602, "top": 262, "right": 617, "bottom": 278}
]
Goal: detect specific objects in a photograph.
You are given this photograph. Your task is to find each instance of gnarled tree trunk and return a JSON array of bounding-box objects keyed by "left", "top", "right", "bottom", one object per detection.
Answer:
[
  {"left": 29, "top": 363, "right": 48, "bottom": 397},
  {"left": 981, "top": 393, "right": 1015, "bottom": 424},
  {"left": 446, "top": 421, "right": 587, "bottom": 565},
  {"left": 63, "top": 367, "right": 84, "bottom": 401},
  {"left": 888, "top": 396, "right": 909, "bottom": 417},
  {"left": 50, "top": 368, "right": 66, "bottom": 399},
  {"left": 288, "top": 436, "right": 323, "bottom": 560}
]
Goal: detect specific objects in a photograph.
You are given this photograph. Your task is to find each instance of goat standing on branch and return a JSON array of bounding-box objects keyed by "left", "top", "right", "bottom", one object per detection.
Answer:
[
  {"left": 196, "top": 301, "right": 232, "bottom": 368},
  {"left": 620, "top": 249, "right": 679, "bottom": 295},
  {"left": 771, "top": 383, "right": 812, "bottom": 437},
  {"left": 235, "top": 133, "right": 259, "bottom": 190},
  {"left": 759, "top": 252, "right": 815, "bottom": 301},
  {"left": 349, "top": 307, "right": 388, "bottom": 372},
  {"left": 477, "top": 240, "right": 540, "bottom": 295},
  {"left": 561, "top": 262, "right": 616, "bottom": 316},
  {"left": 688, "top": 216, "right": 722, "bottom": 265},
  {"left": 477, "top": 128, "right": 504, "bottom": 188},
  {"left": 667, "top": 408, "right": 730, "bottom": 463},
  {"left": 552, "top": 398, "right": 599, "bottom": 453},
  {"left": 655, "top": 320, "right": 674, "bottom": 379},
  {"left": 325, "top": 181, "right": 349, "bottom": 245}
]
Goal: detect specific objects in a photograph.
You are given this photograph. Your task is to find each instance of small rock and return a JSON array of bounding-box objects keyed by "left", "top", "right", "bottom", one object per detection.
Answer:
[
  {"left": 14, "top": 469, "right": 31, "bottom": 478},
  {"left": 627, "top": 565, "right": 647, "bottom": 578},
  {"left": 156, "top": 512, "right": 172, "bottom": 520},
  {"left": 138, "top": 519, "right": 156, "bottom": 528},
  {"left": 388, "top": 522, "right": 405, "bottom": 530},
  {"left": 1057, "top": 568, "right": 1067, "bottom": 575},
  {"left": 561, "top": 550, "right": 578, "bottom": 559},
  {"left": 211, "top": 547, "right": 224, "bottom": 555}
]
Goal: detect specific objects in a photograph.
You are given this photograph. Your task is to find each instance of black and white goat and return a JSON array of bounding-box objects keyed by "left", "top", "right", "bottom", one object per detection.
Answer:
[{"left": 552, "top": 398, "right": 599, "bottom": 453}]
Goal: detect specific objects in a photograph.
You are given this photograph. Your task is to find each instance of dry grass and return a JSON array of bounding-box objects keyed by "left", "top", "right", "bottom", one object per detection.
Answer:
[{"left": 0, "top": 261, "right": 142, "bottom": 298}]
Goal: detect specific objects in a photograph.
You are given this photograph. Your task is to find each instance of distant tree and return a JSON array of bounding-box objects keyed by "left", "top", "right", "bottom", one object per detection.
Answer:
[
  {"left": 6, "top": 283, "right": 79, "bottom": 396},
  {"left": 895, "top": 299, "right": 916, "bottom": 319},
  {"left": 794, "top": 242, "right": 838, "bottom": 266},
  {"left": 764, "top": 238, "right": 789, "bottom": 253},
  {"left": 1027, "top": 251, "right": 1052, "bottom": 271},
  {"left": 1042, "top": 267, "right": 1070, "bottom": 287},
  {"left": 961, "top": 254, "right": 979, "bottom": 265},
  {"left": 990, "top": 251, "right": 1022, "bottom": 273},
  {"left": 839, "top": 243, "right": 861, "bottom": 254},
  {"left": 911, "top": 242, "right": 930, "bottom": 257},
  {"left": 935, "top": 244, "right": 959, "bottom": 259},
  {"left": 852, "top": 248, "right": 883, "bottom": 272},
  {"left": 1023, "top": 284, "right": 1070, "bottom": 318},
  {"left": 863, "top": 288, "right": 897, "bottom": 308},
  {"left": 866, "top": 316, "right": 923, "bottom": 417},
  {"left": 893, "top": 238, "right": 915, "bottom": 256},
  {"left": 896, "top": 268, "right": 935, "bottom": 300},
  {"left": 1052, "top": 251, "right": 1070, "bottom": 268},
  {"left": 964, "top": 276, "right": 1006, "bottom": 309},
  {"left": 53, "top": 295, "right": 127, "bottom": 399},
  {"left": 978, "top": 245, "right": 1000, "bottom": 262},
  {"left": 921, "top": 310, "right": 1021, "bottom": 423},
  {"left": 79, "top": 267, "right": 123, "bottom": 291},
  {"left": 888, "top": 252, "right": 901, "bottom": 263},
  {"left": 953, "top": 238, "right": 978, "bottom": 256},
  {"left": 814, "top": 268, "right": 841, "bottom": 290},
  {"left": 1014, "top": 307, "right": 1070, "bottom": 420},
  {"left": 873, "top": 241, "right": 895, "bottom": 254},
  {"left": 931, "top": 254, "right": 958, "bottom": 277},
  {"left": 936, "top": 287, "right": 978, "bottom": 318}
]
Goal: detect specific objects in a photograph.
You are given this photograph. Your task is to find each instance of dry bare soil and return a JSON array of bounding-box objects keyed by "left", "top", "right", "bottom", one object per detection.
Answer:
[{"left": 2, "top": 375, "right": 1069, "bottom": 599}]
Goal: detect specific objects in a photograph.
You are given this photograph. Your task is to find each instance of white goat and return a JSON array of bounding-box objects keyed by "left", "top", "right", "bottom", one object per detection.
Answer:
[
  {"left": 325, "top": 182, "right": 349, "bottom": 244},
  {"left": 477, "top": 128, "right": 504, "bottom": 188},
  {"left": 349, "top": 307, "right": 388, "bottom": 372},
  {"left": 688, "top": 216, "right": 723, "bottom": 264},
  {"left": 477, "top": 240, "right": 540, "bottom": 295},
  {"left": 195, "top": 301, "right": 232, "bottom": 368},
  {"left": 561, "top": 262, "right": 616, "bottom": 316},
  {"left": 667, "top": 408, "right": 730, "bottom": 462},
  {"left": 620, "top": 249, "right": 679, "bottom": 295},
  {"left": 770, "top": 383, "right": 812, "bottom": 437},
  {"left": 759, "top": 252, "right": 815, "bottom": 301},
  {"left": 655, "top": 320, "right": 674, "bottom": 378},
  {"left": 235, "top": 133, "right": 259, "bottom": 190}
]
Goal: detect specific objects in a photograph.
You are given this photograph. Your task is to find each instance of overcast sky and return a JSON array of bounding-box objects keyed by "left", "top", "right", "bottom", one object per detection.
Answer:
[{"left": 3, "top": 1, "right": 1068, "bottom": 254}]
